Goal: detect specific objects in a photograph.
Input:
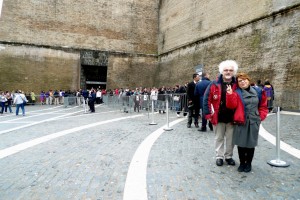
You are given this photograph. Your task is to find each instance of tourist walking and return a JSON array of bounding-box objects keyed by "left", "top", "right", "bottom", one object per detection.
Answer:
[{"left": 14, "top": 90, "right": 28, "bottom": 116}]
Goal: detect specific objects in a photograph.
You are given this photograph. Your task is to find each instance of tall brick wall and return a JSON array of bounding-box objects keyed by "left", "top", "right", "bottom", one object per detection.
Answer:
[
  {"left": 0, "top": 0, "right": 158, "bottom": 54},
  {"left": 0, "top": 0, "right": 158, "bottom": 92},
  {"left": 107, "top": 54, "right": 158, "bottom": 88},
  {"left": 157, "top": 6, "right": 300, "bottom": 109},
  {"left": 0, "top": 0, "right": 299, "bottom": 109},
  {"left": 0, "top": 45, "right": 80, "bottom": 93},
  {"left": 158, "top": 0, "right": 300, "bottom": 53}
]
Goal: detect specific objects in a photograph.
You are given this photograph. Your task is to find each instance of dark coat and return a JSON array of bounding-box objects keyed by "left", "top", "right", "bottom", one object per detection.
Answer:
[
  {"left": 194, "top": 77, "right": 211, "bottom": 109},
  {"left": 187, "top": 81, "right": 200, "bottom": 109},
  {"left": 226, "top": 87, "right": 268, "bottom": 148}
]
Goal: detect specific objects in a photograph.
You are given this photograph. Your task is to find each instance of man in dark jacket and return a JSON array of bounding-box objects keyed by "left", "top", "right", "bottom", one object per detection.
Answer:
[
  {"left": 88, "top": 89, "right": 96, "bottom": 113},
  {"left": 194, "top": 72, "right": 213, "bottom": 131},
  {"left": 186, "top": 73, "right": 200, "bottom": 128}
]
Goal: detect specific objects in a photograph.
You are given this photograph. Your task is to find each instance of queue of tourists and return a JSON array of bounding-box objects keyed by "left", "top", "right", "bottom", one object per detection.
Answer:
[{"left": 1, "top": 59, "right": 276, "bottom": 174}]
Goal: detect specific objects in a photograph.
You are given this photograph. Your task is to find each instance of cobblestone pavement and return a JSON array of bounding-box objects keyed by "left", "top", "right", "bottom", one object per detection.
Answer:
[{"left": 0, "top": 105, "right": 299, "bottom": 200}]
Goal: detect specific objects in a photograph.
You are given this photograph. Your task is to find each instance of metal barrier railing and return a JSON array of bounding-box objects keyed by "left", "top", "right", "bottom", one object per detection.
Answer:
[{"left": 102, "top": 93, "right": 188, "bottom": 116}]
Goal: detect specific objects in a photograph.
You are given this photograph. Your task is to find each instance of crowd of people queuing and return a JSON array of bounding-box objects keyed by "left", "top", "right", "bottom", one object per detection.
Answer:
[{"left": 1, "top": 60, "right": 275, "bottom": 174}]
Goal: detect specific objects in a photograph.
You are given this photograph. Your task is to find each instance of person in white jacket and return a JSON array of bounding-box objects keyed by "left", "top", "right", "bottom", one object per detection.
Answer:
[
  {"left": 13, "top": 90, "right": 28, "bottom": 116},
  {"left": 0, "top": 91, "right": 7, "bottom": 114}
]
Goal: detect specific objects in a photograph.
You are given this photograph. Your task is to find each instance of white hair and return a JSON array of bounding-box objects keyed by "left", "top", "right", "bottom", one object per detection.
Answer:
[{"left": 218, "top": 60, "right": 238, "bottom": 75}]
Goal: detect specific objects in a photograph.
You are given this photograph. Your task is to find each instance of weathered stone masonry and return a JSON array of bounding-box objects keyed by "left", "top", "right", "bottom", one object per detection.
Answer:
[
  {"left": 0, "top": 0, "right": 159, "bottom": 92},
  {"left": 0, "top": 0, "right": 299, "bottom": 109},
  {"left": 157, "top": 1, "right": 300, "bottom": 110}
]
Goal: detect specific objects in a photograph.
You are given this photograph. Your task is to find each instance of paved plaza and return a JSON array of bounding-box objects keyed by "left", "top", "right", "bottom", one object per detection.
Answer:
[{"left": 0, "top": 104, "right": 299, "bottom": 200}]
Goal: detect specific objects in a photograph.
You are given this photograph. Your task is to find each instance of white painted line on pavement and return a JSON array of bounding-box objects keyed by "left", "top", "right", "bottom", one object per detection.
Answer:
[
  {"left": 0, "top": 108, "right": 112, "bottom": 135},
  {"left": 0, "top": 106, "right": 77, "bottom": 123},
  {"left": 123, "top": 118, "right": 186, "bottom": 200},
  {"left": 52, "top": 110, "right": 118, "bottom": 121},
  {"left": 280, "top": 111, "right": 300, "bottom": 116},
  {"left": 0, "top": 114, "right": 143, "bottom": 159},
  {"left": 259, "top": 125, "right": 300, "bottom": 159}
]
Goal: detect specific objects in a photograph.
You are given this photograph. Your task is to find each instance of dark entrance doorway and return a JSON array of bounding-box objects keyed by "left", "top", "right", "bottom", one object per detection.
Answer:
[
  {"left": 82, "top": 65, "right": 107, "bottom": 90},
  {"left": 80, "top": 51, "right": 108, "bottom": 90}
]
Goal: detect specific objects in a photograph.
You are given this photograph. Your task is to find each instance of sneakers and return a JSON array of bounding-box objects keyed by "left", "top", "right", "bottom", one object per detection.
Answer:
[{"left": 225, "top": 158, "right": 236, "bottom": 166}]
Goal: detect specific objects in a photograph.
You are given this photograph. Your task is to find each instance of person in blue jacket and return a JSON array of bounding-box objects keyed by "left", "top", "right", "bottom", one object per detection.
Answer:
[{"left": 194, "top": 72, "right": 213, "bottom": 131}]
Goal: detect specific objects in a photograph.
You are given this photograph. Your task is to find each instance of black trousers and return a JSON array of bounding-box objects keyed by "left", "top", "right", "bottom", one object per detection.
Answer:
[
  {"left": 238, "top": 146, "right": 255, "bottom": 165},
  {"left": 89, "top": 101, "right": 95, "bottom": 112},
  {"left": 187, "top": 106, "right": 199, "bottom": 125}
]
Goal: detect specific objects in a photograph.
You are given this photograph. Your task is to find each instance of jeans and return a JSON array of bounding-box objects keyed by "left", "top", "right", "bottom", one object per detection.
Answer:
[
  {"left": 0, "top": 102, "right": 4, "bottom": 113},
  {"left": 5, "top": 104, "right": 13, "bottom": 113},
  {"left": 16, "top": 103, "right": 25, "bottom": 116}
]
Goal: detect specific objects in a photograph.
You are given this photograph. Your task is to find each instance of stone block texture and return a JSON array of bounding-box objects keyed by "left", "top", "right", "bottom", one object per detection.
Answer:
[
  {"left": 157, "top": 0, "right": 300, "bottom": 109},
  {"left": 0, "top": 0, "right": 300, "bottom": 109}
]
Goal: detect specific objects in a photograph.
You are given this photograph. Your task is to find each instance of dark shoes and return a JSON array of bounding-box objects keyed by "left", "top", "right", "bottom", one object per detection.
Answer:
[
  {"left": 237, "top": 164, "right": 246, "bottom": 172},
  {"left": 187, "top": 124, "right": 191, "bottom": 128},
  {"left": 225, "top": 158, "right": 236, "bottom": 166},
  {"left": 243, "top": 164, "right": 252, "bottom": 172},
  {"left": 194, "top": 123, "right": 199, "bottom": 128},
  {"left": 216, "top": 158, "right": 235, "bottom": 166},
  {"left": 238, "top": 163, "right": 251, "bottom": 172},
  {"left": 209, "top": 123, "right": 213, "bottom": 131},
  {"left": 198, "top": 127, "right": 207, "bottom": 132},
  {"left": 216, "top": 159, "right": 223, "bottom": 166}
]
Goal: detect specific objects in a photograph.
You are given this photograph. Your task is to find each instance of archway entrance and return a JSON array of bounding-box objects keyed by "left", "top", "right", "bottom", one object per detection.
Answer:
[
  {"left": 82, "top": 65, "right": 107, "bottom": 90},
  {"left": 80, "top": 51, "right": 108, "bottom": 90}
]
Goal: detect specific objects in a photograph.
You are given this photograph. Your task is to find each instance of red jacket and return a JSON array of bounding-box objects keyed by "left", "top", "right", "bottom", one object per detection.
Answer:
[
  {"left": 226, "top": 87, "right": 268, "bottom": 124},
  {"left": 203, "top": 75, "right": 238, "bottom": 125}
]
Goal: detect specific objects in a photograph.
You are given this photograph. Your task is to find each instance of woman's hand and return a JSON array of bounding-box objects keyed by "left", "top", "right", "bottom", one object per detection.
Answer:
[{"left": 226, "top": 85, "right": 233, "bottom": 94}]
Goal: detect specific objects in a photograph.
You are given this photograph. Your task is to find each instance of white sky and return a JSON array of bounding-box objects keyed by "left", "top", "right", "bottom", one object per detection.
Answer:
[{"left": 0, "top": 0, "right": 3, "bottom": 18}]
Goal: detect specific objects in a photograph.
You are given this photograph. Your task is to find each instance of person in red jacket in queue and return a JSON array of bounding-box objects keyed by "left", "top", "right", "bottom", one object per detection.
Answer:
[
  {"left": 203, "top": 60, "right": 238, "bottom": 167},
  {"left": 226, "top": 72, "right": 268, "bottom": 172}
]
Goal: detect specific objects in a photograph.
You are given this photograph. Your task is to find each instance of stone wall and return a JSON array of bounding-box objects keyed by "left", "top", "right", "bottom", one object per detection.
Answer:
[
  {"left": 107, "top": 54, "right": 158, "bottom": 89},
  {"left": 0, "top": 0, "right": 299, "bottom": 109},
  {"left": 158, "top": 0, "right": 300, "bottom": 53},
  {"left": 0, "top": 0, "right": 158, "bottom": 54},
  {"left": 0, "top": 0, "right": 158, "bottom": 92},
  {"left": 0, "top": 45, "right": 157, "bottom": 92},
  {"left": 157, "top": 6, "right": 300, "bottom": 110},
  {"left": 0, "top": 45, "right": 80, "bottom": 93}
]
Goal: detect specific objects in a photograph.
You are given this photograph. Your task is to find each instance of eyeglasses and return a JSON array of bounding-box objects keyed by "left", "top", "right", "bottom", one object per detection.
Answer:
[{"left": 223, "top": 69, "right": 234, "bottom": 72}]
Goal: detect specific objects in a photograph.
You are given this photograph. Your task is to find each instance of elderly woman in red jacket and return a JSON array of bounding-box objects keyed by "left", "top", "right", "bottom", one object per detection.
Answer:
[{"left": 226, "top": 73, "right": 268, "bottom": 173}]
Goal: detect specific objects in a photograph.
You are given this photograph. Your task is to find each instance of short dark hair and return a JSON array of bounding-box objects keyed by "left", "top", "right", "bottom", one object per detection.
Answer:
[
  {"left": 257, "top": 80, "right": 261, "bottom": 84},
  {"left": 193, "top": 73, "right": 199, "bottom": 79}
]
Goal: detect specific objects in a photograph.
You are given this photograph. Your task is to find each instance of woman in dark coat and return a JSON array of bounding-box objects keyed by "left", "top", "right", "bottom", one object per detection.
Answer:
[{"left": 226, "top": 73, "right": 268, "bottom": 173}]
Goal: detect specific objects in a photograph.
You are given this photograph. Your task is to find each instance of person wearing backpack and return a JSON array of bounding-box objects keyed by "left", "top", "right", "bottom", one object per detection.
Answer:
[{"left": 226, "top": 72, "right": 268, "bottom": 173}]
